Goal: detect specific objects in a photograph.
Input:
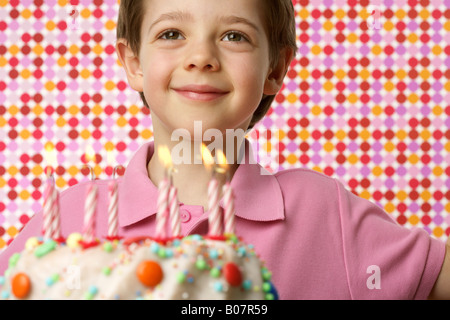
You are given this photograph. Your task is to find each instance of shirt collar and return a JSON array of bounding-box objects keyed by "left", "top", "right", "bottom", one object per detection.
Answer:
[{"left": 118, "top": 140, "right": 285, "bottom": 227}]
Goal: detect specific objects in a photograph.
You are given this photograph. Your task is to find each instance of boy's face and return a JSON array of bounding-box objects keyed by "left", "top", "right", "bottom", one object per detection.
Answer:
[{"left": 119, "top": 0, "right": 282, "bottom": 138}]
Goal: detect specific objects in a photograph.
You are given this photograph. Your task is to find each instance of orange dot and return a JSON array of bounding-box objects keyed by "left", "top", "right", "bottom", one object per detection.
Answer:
[
  {"left": 11, "top": 273, "right": 31, "bottom": 299},
  {"left": 136, "top": 260, "right": 163, "bottom": 287}
]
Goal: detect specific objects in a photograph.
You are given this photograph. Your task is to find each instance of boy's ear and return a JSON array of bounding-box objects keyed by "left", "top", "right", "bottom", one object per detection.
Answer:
[
  {"left": 116, "top": 39, "right": 144, "bottom": 92},
  {"left": 263, "top": 47, "right": 295, "bottom": 96}
]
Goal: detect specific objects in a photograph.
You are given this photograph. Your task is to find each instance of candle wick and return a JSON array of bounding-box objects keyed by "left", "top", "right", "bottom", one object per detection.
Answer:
[
  {"left": 83, "top": 164, "right": 96, "bottom": 181},
  {"left": 112, "top": 165, "right": 123, "bottom": 180},
  {"left": 45, "top": 166, "right": 53, "bottom": 179}
]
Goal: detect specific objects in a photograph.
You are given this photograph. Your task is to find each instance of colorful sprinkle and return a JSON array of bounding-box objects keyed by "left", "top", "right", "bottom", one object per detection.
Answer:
[
  {"left": 210, "top": 267, "right": 221, "bottom": 278},
  {"left": 66, "top": 233, "right": 83, "bottom": 249},
  {"left": 8, "top": 253, "right": 21, "bottom": 268},
  {"left": 102, "top": 266, "right": 112, "bottom": 276},
  {"left": 223, "top": 262, "right": 242, "bottom": 287},
  {"left": 1, "top": 291, "right": 10, "bottom": 299},
  {"left": 34, "top": 240, "right": 57, "bottom": 258},
  {"left": 214, "top": 281, "right": 224, "bottom": 292},
  {"left": 11, "top": 272, "right": 31, "bottom": 299},
  {"left": 25, "top": 237, "right": 40, "bottom": 251},
  {"left": 136, "top": 260, "right": 163, "bottom": 287},
  {"left": 84, "top": 285, "right": 98, "bottom": 300},
  {"left": 176, "top": 271, "right": 186, "bottom": 284},
  {"left": 242, "top": 279, "right": 252, "bottom": 291},
  {"left": 195, "top": 258, "right": 207, "bottom": 270},
  {"left": 103, "top": 242, "right": 113, "bottom": 253}
]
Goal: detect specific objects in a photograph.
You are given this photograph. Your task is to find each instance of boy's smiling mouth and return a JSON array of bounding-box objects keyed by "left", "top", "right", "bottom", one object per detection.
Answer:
[{"left": 173, "top": 84, "right": 230, "bottom": 102}]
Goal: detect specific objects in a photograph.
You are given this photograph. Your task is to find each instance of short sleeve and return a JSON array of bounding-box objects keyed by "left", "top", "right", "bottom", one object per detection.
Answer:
[{"left": 335, "top": 179, "right": 446, "bottom": 299}]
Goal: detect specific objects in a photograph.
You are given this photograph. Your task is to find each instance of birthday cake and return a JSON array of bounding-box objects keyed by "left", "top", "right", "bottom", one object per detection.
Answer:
[
  {"left": 0, "top": 233, "right": 277, "bottom": 300},
  {"left": 0, "top": 147, "right": 277, "bottom": 300}
]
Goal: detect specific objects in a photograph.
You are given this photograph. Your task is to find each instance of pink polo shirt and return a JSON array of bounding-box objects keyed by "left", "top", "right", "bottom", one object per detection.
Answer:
[{"left": 0, "top": 141, "right": 445, "bottom": 299}]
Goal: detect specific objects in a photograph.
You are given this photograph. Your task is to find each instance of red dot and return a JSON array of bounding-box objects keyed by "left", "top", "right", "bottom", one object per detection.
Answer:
[
  {"left": 223, "top": 262, "right": 242, "bottom": 287},
  {"left": 116, "top": 142, "right": 127, "bottom": 152},
  {"left": 19, "top": 214, "right": 30, "bottom": 225},
  {"left": 397, "top": 215, "right": 407, "bottom": 225}
]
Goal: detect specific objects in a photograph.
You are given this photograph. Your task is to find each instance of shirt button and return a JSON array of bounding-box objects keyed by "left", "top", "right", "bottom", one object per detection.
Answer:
[{"left": 180, "top": 209, "right": 191, "bottom": 223}]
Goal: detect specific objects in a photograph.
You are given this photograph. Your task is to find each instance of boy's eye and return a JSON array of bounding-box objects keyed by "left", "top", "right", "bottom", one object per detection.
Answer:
[
  {"left": 222, "top": 31, "right": 248, "bottom": 42},
  {"left": 159, "top": 30, "right": 184, "bottom": 40}
]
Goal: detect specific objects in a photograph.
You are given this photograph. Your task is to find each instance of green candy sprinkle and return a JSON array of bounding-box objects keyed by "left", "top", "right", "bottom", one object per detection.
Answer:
[
  {"left": 262, "top": 282, "right": 272, "bottom": 292},
  {"left": 195, "top": 258, "right": 207, "bottom": 270},
  {"left": 265, "top": 293, "right": 275, "bottom": 300},
  {"left": 261, "top": 268, "right": 272, "bottom": 281},
  {"left": 34, "top": 240, "right": 57, "bottom": 258},
  {"left": 103, "top": 242, "right": 113, "bottom": 253},
  {"left": 210, "top": 267, "right": 220, "bottom": 278},
  {"left": 8, "top": 253, "right": 21, "bottom": 268},
  {"left": 102, "top": 266, "right": 111, "bottom": 276},
  {"left": 176, "top": 272, "right": 186, "bottom": 284},
  {"left": 157, "top": 248, "right": 166, "bottom": 258}
]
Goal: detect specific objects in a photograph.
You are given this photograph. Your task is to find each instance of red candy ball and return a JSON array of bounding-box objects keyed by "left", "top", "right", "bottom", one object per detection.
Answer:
[
  {"left": 223, "top": 262, "right": 242, "bottom": 287},
  {"left": 136, "top": 260, "right": 163, "bottom": 287}
]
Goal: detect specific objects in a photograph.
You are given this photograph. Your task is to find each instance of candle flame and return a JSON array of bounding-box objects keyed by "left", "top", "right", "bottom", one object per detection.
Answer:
[
  {"left": 44, "top": 142, "right": 57, "bottom": 176},
  {"left": 158, "top": 146, "right": 172, "bottom": 168},
  {"left": 106, "top": 150, "right": 114, "bottom": 167},
  {"left": 201, "top": 144, "right": 215, "bottom": 168},
  {"left": 85, "top": 145, "right": 96, "bottom": 163},
  {"left": 216, "top": 150, "right": 228, "bottom": 168},
  {"left": 216, "top": 149, "right": 228, "bottom": 175}
]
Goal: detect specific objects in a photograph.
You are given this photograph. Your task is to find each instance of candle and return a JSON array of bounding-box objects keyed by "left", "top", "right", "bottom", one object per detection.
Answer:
[
  {"left": 107, "top": 178, "right": 118, "bottom": 239},
  {"left": 82, "top": 147, "right": 98, "bottom": 245},
  {"left": 83, "top": 178, "right": 98, "bottom": 244},
  {"left": 106, "top": 150, "right": 121, "bottom": 240},
  {"left": 51, "top": 187, "right": 62, "bottom": 240},
  {"left": 202, "top": 144, "right": 222, "bottom": 237},
  {"left": 155, "top": 146, "right": 171, "bottom": 240},
  {"left": 42, "top": 171, "right": 56, "bottom": 239},
  {"left": 168, "top": 178, "right": 181, "bottom": 238},
  {"left": 217, "top": 150, "right": 235, "bottom": 235},
  {"left": 42, "top": 145, "right": 61, "bottom": 240}
]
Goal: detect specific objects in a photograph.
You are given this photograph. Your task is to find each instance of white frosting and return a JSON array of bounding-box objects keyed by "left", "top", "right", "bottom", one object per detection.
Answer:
[{"left": 2, "top": 235, "right": 274, "bottom": 300}]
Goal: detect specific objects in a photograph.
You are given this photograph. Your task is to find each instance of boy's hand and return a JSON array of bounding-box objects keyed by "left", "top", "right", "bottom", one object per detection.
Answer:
[{"left": 428, "top": 239, "right": 450, "bottom": 299}]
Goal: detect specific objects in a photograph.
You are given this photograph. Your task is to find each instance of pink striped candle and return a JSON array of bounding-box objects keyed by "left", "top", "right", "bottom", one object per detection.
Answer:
[
  {"left": 169, "top": 184, "right": 181, "bottom": 238},
  {"left": 42, "top": 175, "right": 57, "bottom": 239},
  {"left": 107, "top": 180, "right": 119, "bottom": 238},
  {"left": 51, "top": 186, "right": 62, "bottom": 240},
  {"left": 222, "top": 181, "right": 235, "bottom": 235},
  {"left": 155, "top": 175, "right": 170, "bottom": 240},
  {"left": 83, "top": 181, "right": 98, "bottom": 244},
  {"left": 202, "top": 144, "right": 223, "bottom": 237},
  {"left": 207, "top": 175, "right": 222, "bottom": 237}
]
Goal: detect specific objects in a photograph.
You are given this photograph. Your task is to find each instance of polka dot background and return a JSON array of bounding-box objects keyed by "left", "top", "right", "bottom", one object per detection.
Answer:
[{"left": 0, "top": 0, "right": 449, "bottom": 250}]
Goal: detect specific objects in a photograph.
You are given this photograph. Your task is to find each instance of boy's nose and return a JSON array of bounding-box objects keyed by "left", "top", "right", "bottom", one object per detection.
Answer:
[{"left": 184, "top": 42, "right": 220, "bottom": 72}]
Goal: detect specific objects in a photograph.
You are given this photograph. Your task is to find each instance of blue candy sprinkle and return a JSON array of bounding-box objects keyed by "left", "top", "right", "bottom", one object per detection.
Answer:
[
  {"left": 242, "top": 279, "right": 252, "bottom": 291},
  {"left": 1, "top": 290, "right": 10, "bottom": 299},
  {"left": 214, "top": 282, "right": 223, "bottom": 292},
  {"left": 165, "top": 248, "right": 174, "bottom": 258},
  {"left": 209, "top": 249, "right": 219, "bottom": 259},
  {"left": 237, "top": 247, "right": 246, "bottom": 257},
  {"left": 150, "top": 242, "right": 159, "bottom": 253},
  {"left": 89, "top": 285, "right": 98, "bottom": 295}
]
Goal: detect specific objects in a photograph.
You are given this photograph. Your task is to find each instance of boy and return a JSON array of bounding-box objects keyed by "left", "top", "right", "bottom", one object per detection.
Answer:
[{"left": 1, "top": 0, "right": 450, "bottom": 299}]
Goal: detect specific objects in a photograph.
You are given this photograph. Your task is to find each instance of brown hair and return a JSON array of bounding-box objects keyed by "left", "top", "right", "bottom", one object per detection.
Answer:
[{"left": 117, "top": 0, "right": 297, "bottom": 129}]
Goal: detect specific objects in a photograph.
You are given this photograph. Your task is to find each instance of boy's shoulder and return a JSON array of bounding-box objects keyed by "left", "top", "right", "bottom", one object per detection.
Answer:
[{"left": 273, "top": 166, "right": 338, "bottom": 190}]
